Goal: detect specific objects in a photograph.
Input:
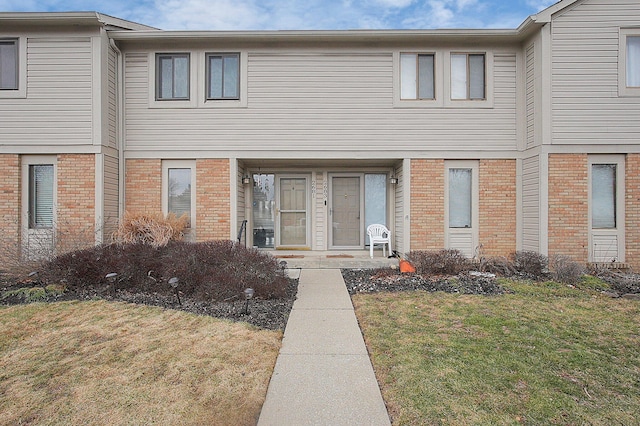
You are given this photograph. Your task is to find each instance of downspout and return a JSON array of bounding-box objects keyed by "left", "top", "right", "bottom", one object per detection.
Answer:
[{"left": 109, "top": 38, "right": 125, "bottom": 218}]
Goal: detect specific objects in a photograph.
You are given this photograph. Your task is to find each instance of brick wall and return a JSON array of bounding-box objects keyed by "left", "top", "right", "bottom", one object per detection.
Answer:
[
  {"left": 0, "top": 155, "right": 21, "bottom": 265},
  {"left": 410, "top": 159, "right": 445, "bottom": 250},
  {"left": 125, "top": 159, "right": 162, "bottom": 213},
  {"left": 57, "top": 154, "right": 96, "bottom": 253},
  {"left": 479, "top": 159, "right": 517, "bottom": 257},
  {"left": 626, "top": 154, "right": 640, "bottom": 268},
  {"left": 548, "top": 153, "right": 588, "bottom": 262},
  {"left": 196, "top": 159, "right": 231, "bottom": 241}
]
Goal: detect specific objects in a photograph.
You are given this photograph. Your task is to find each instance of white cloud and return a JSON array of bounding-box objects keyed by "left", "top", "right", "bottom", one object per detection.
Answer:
[
  {"left": 526, "top": 0, "right": 557, "bottom": 12},
  {"left": 372, "top": 0, "right": 414, "bottom": 7}
]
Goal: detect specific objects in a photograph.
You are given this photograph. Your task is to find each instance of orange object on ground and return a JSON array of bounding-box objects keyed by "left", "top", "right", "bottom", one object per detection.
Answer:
[{"left": 399, "top": 259, "right": 416, "bottom": 273}]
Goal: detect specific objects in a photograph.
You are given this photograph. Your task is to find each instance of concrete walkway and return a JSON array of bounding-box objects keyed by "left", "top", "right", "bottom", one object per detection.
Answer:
[{"left": 258, "top": 268, "right": 391, "bottom": 425}]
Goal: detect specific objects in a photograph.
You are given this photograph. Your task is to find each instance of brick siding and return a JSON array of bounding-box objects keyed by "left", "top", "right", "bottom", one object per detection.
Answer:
[
  {"left": 57, "top": 154, "right": 96, "bottom": 253},
  {"left": 547, "top": 154, "right": 588, "bottom": 262},
  {"left": 410, "top": 159, "right": 445, "bottom": 250},
  {"left": 125, "top": 159, "right": 162, "bottom": 214},
  {"left": 626, "top": 154, "right": 640, "bottom": 268},
  {"left": 479, "top": 159, "right": 517, "bottom": 257},
  {"left": 0, "top": 155, "right": 21, "bottom": 265},
  {"left": 196, "top": 159, "right": 231, "bottom": 241}
]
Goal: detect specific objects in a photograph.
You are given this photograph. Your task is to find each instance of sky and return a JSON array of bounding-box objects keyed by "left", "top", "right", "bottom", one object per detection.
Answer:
[{"left": 0, "top": 0, "right": 559, "bottom": 31}]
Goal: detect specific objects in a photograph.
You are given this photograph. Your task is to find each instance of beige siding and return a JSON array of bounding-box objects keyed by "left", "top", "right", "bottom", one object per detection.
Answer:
[
  {"left": 124, "top": 50, "right": 517, "bottom": 154},
  {"left": 313, "top": 172, "right": 326, "bottom": 250},
  {"left": 0, "top": 37, "right": 93, "bottom": 145},
  {"left": 522, "top": 155, "right": 540, "bottom": 252},
  {"left": 104, "top": 153, "right": 119, "bottom": 238},
  {"left": 236, "top": 162, "right": 247, "bottom": 245},
  {"left": 525, "top": 42, "right": 536, "bottom": 150},
  {"left": 551, "top": 0, "right": 640, "bottom": 145},
  {"left": 394, "top": 162, "right": 404, "bottom": 254},
  {"left": 108, "top": 46, "right": 118, "bottom": 150}
]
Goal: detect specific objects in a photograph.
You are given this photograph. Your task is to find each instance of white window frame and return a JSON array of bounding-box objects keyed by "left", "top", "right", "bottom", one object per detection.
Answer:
[
  {"left": 0, "top": 36, "right": 26, "bottom": 99},
  {"left": 619, "top": 28, "right": 640, "bottom": 97},
  {"left": 444, "top": 160, "right": 479, "bottom": 258},
  {"left": 588, "top": 155, "right": 625, "bottom": 263},
  {"left": 444, "top": 51, "right": 493, "bottom": 108},
  {"left": 162, "top": 160, "right": 196, "bottom": 239},
  {"left": 393, "top": 51, "right": 443, "bottom": 107}
]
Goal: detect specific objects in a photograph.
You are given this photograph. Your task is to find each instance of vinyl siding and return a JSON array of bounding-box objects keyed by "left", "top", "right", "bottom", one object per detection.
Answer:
[
  {"left": 394, "top": 162, "right": 404, "bottom": 254},
  {"left": 522, "top": 155, "right": 540, "bottom": 252},
  {"left": 107, "top": 46, "right": 118, "bottom": 150},
  {"left": 525, "top": 42, "right": 536, "bottom": 150},
  {"left": 313, "top": 172, "right": 326, "bottom": 250},
  {"left": 551, "top": 0, "right": 640, "bottom": 145},
  {"left": 124, "top": 50, "right": 517, "bottom": 154},
  {"left": 104, "top": 153, "right": 119, "bottom": 238},
  {"left": 0, "top": 37, "right": 93, "bottom": 145}
]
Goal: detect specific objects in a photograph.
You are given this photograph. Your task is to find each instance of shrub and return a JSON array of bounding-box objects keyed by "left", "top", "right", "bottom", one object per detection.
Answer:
[
  {"left": 38, "top": 241, "right": 289, "bottom": 302},
  {"left": 510, "top": 251, "right": 548, "bottom": 279},
  {"left": 111, "top": 212, "right": 188, "bottom": 248},
  {"left": 550, "top": 254, "right": 585, "bottom": 284},
  {"left": 407, "top": 249, "right": 472, "bottom": 275},
  {"left": 480, "top": 256, "right": 516, "bottom": 277}
]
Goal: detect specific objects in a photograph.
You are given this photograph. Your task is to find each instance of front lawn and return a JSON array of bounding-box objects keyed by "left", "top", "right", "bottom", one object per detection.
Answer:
[
  {"left": 353, "top": 280, "right": 640, "bottom": 425},
  {"left": 0, "top": 301, "right": 281, "bottom": 425}
]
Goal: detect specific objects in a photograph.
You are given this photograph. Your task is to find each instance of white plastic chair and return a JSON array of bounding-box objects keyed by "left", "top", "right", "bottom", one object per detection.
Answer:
[{"left": 367, "top": 224, "right": 392, "bottom": 258}]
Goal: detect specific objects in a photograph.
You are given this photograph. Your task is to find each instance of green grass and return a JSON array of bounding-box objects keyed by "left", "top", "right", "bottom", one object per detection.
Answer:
[{"left": 353, "top": 280, "right": 640, "bottom": 425}]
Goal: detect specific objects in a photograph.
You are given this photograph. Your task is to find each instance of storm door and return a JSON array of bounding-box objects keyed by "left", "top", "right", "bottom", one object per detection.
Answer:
[
  {"left": 330, "top": 175, "right": 363, "bottom": 248},
  {"left": 276, "top": 176, "right": 309, "bottom": 248}
]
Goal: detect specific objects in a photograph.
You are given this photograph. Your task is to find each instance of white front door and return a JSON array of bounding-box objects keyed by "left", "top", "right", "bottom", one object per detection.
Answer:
[{"left": 276, "top": 175, "right": 310, "bottom": 248}]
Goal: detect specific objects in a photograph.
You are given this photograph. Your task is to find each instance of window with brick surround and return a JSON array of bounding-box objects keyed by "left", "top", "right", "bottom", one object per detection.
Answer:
[
  {"left": 589, "top": 155, "right": 625, "bottom": 263},
  {"left": 162, "top": 160, "right": 195, "bottom": 237},
  {"left": 445, "top": 160, "right": 478, "bottom": 258}
]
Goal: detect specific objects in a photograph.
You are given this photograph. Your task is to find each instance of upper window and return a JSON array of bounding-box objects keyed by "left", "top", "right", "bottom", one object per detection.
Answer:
[
  {"left": 626, "top": 36, "right": 640, "bottom": 88},
  {"left": 207, "top": 53, "right": 240, "bottom": 100},
  {"left": 400, "top": 53, "right": 435, "bottom": 100},
  {"left": 451, "top": 53, "right": 485, "bottom": 100},
  {"left": 0, "top": 39, "right": 18, "bottom": 90},
  {"left": 156, "top": 53, "right": 190, "bottom": 101}
]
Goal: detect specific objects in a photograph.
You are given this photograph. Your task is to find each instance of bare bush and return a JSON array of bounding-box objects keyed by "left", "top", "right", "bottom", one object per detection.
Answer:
[
  {"left": 111, "top": 212, "right": 188, "bottom": 248},
  {"left": 550, "top": 254, "right": 584, "bottom": 284},
  {"left": 480, "top": 256, "right": 516, "bottom": 276},
  {"left": 510, "top": 251, "right": 548, "bottom": 279},
  {"left": 38, "top": 240, "right": 289, "bottom": 302},
  {"left": 407, "top": 249, "right": 472, "bottom": 275}
]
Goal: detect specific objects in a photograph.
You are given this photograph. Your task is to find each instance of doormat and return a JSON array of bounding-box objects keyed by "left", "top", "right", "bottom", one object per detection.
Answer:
[
  {"left": 275, "top": 255, "right": 305, "bottom": 259},
  {"left": 326, "top": 254, "right": 354, "bottom": 258}
]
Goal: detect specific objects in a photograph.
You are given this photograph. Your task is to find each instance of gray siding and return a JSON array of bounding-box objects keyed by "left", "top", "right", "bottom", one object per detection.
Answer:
[
  {"left": 124, "top": 50, "right": 517, "bottom": 154},
  {"left": 0, "top": 37, "right": 93, "bottom": 146},
  {"left": 521, "top": 155, "right": 540, "bottom": 252},
  {"left": 551, "top": 0, "right": 640, "bottom": 145},
  {"left": 394, "top": 162, "right": 404, "bottom": 254}
]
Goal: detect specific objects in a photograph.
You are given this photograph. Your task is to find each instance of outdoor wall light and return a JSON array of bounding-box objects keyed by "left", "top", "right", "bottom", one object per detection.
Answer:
[
  {"left": 242, "top": 176, "right": 252, "bottom": 185},
  {"left": 243, "top": 288, "right": 254, "bottom": 314},
  {"left": 169, "top": 277, "right": 181, "bottom": 306},
  {"left": 389, "top": 176, "right": 398, "bottom": 184}
]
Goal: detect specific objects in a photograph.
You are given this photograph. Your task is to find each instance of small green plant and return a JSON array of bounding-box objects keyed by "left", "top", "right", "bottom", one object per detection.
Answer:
[{"left": 2, "top": 287, "right": 47, "bottom": 302}]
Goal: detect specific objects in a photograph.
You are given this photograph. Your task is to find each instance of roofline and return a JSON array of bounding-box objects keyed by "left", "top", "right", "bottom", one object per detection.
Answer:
[
  {"left": 0, "top": 11, "right": 156, "bottom": 31},
  {"left": 109, "top": 27, "right": 538, "bottom": 44}
]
